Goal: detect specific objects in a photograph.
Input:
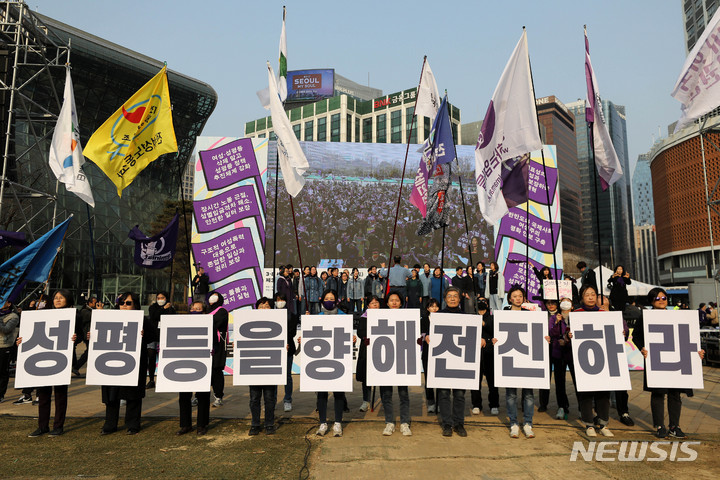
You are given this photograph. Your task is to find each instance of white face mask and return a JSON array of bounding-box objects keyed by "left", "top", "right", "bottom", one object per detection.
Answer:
[
  {"left": 276, "top": 301, "right": 286, "bottom": 309},
  {"left": 560, "top": 301, "right": 572, "bottom": 311},
  {"left": 157, "top": 299, "right": 166, "bottom": 306},
  {"left": 208, "top": 294, "right": 219, "bottom": 305}
]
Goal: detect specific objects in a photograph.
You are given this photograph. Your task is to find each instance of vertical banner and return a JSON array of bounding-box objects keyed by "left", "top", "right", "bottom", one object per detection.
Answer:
[
  {"left": 85, "top": 310, "right": 143, "bottom": 386},
  {"left": 494, "top": 310, "right": 549, "bottom": 389},
  {"left": 494, "top": 146, "right": 563, "bottom": 306},
  {"left": 426, "top": 313, "right": 481, "bottom": 389},
  {"left": 156, "top": 315, "right": 213, "bottom": 393},
  {"left": 233, "top": 309, "right": 287, "bottom": 386},
  {"left": 571, "top": 311, "right": 631, "bottom": 392},
  {"left": 643, "top": 310, "right": 704, "bottom": 389},
  {"left": 191, "top": 136, "right": 268, "bottom": 375},
  {"left": 366, "top": 309, "right": 421, "bottom": 387},
  {"left": 14, "top": 309, "right": 75, "bottom": 388},
  {"left": 300, "top": 315, "right": 353, "bottom": 392}
]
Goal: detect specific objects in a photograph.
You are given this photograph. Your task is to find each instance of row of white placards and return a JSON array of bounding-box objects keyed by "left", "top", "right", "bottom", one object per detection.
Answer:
[{"left": 14, "top": 309, "right": 704, "bottom": 392}]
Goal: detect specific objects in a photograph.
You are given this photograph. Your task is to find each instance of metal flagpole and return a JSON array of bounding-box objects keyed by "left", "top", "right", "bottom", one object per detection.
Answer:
[{"left": 699, "top": 120, "right": 720, "bottom": 307}]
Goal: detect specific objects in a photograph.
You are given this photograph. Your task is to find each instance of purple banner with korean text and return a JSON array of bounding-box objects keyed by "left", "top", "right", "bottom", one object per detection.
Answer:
[
  {"left": 494, "top": 146, "right": 563, "bottom": 308},
  {"left": 191, "top": 137, "right": 268, "bottom": 376}
]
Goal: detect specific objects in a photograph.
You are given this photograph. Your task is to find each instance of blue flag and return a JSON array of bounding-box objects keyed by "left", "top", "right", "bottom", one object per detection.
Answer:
[
  {"left": 128, "top": 213, "right": 179, "bottom": 269},
  {"left": 0, "top": 216, "right": 72, "bottom": 306},
  {"left": 431, "top": 95, "right": 457, "bottom": 166}
]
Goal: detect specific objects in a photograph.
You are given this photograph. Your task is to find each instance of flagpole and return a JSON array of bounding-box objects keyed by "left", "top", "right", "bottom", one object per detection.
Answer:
[
  {"left": 272, "top": 136, "right": 280, "bottom": 300},
  {"left": 384, "top": 56, "right": 427, "bottom": 295},
  {"left": 86, "top": 203, "right": 98, "bottom": 294},
  {"left": 176, "top": 153, "right": 193, "bottom": 304},
  {"left": 526, "top": 26, "right": 561, "bottom": 301},
  {"left": 699, "top": 120, "right": 720, "bottom": 307},
  {"left": 43, "top": 214, "right": 73, "bottom": 295}
]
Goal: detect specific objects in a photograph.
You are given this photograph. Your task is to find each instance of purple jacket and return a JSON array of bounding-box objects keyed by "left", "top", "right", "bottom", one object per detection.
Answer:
[{"left": 548, "top": 313, "right": 572, "bottom": 361}]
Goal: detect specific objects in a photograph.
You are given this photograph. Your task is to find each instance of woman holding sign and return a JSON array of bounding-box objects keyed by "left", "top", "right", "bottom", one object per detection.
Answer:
[
  {"left": 356, "top": 295, "right": 382, "bottom": 413},
  {"left": 634, "top": 288, "right": 705, "bottom": 439}
]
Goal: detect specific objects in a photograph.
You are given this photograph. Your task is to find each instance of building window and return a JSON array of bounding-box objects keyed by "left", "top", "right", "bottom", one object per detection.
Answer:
[
  {"left": 269, "top": 131, "right": 277, "bottom": 141},
  {"left": 406, "top": 107, "right": 417, "bottom": 144},
  {"left": 363, "top": 118, "right": 372, "bottom": 143},
  {"left": 317, "top": 117, "right": 327, "bottom": 141},
  {"left": 423, "top": 117, "right": 430, "bottom": 141},
  {"left": 331, "top": 113, "right": 341, "bottom": 142},
  {"left": 304, "top": 120, "right": 314, "bottom": 141},
  {"left": 376, "top": 113, "right": 386, "bottom": 143},
  {"left": 293, "top": 124, "right": 301, "bottom": 140},
  {"left": 355, "top": 117, "right": 360, "bottom": 143},
  {"left": 347, "top": 114, "right": 352, "bottom": 142},
  {"left": 390, "top": 109, "right": 402, "bottom": 143}
]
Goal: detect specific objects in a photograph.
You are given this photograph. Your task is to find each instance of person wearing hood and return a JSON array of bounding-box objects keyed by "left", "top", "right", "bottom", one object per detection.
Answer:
[
  {"left": 145, "top": 291, "right": 175, "bottom": 389},
  {"left": 0, "top": 301, "right": 20, "bottom": 404},
  {"left": 207, "top": 291, "right": 228, "bottom": 408}
]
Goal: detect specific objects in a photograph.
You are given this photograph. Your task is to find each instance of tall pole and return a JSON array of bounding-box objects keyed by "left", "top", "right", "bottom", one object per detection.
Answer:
[
  {"left": 457, "top": 174, "right": 477, "bottom": 301},
  {"left": 589, "top": 124, "right": 605, "bottom": 296},
  {"left": 272, "top": 147, "right": 280, "bottom": 299},
  {"left": 699, "top": 123, "right": 720, "bottom": 307}
]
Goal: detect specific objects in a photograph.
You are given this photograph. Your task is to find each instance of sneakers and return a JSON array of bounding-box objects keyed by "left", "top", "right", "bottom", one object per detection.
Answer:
[
  {"left": 400, "top": 423, "right": 412, "bottom": 436},
  {"left": 72, "top": 368, "right": 81, "bottom": 377},
  {"left": 213, "top": 396, "right": 224, "bottom": 408},
  {"left": 490, "top": 407, "right": 499, "bottom": 415},
  {"left": 332, "top": 422, "right": 343, "bottom": 437},
  {"left": 248, "top": 426, "right": 262, "bottom": 436},
  {"left": 427, "top": 403, "right": 437, "bottom": 414},
  {"left": 359, "top": 401, "right": 370, "bottom": 412},
  {"left": 599, "top": 426, "right": 614, "bottom": 437},
  {"left": 13, "top": 395, "right": 32, "bottom": 405},
  {"left": 120, "top": 399, "right": 126, "bottom": 407},
  {"left": 471, "top": 407, "right": 481, "bottom": 415},
  {"left": 510, "top": 424, "right": 520, "bottom": 438},
  {"left": 191, "top": 397, "right": 198, "bottom": 407},
  {"left": 48, "top": 427, "right": 64, "bottom": 437},
  {"left": 442, "top": 425, "right": 453, "bottom": 437},
  {"left": 28, "top": 427, "right": 48, "bottom": 437},
  {"left": 586, "top": 426, "right": 597, "bottom": 437},
  {"left": 668, "top": 426, "right": 687, "bottom": 439},
  {"left": 556, "top": 407, "right": 566, "bottom": 420},
  {"left": 382, "top": 423, "right": 395, "bottom": 436},
  {"left": 283, "top": 402, "right": 292, "bottom": 412},
  {"left": 316, "top": 423, "right": 328, "bottom": 436},
  {"left": 454, "top": 424, "right": 467, "bottom": 437},
  {"left": 655, "top": 425, "right": 668, "bottom": 438},
  {"left": 265, "top": 425, "right": 276, "bottom": 435},
  {"left": 0, "top": 396, "right": 4, "bottom": 403},
  {"left": 523, "top": 424, "right": 535, "bottom": 438},
  {"left": 620, "top": 413, "right": 635, "bottom": 426},
  {"left": 145, "top": 381, "right": 155, "bottom": 389}
]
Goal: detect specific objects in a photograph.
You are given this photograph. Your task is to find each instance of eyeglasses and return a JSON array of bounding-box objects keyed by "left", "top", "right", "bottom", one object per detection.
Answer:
[
  {"left": 654, "top": 296, "right": 667, "bottom": 302},
  {"left": 123, "top": 300, "right": 133, "bottom": 306}
]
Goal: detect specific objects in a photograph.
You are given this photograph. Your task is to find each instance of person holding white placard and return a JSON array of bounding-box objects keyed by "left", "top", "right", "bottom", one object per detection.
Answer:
[
  {"left": 573, "top": 285, "right": 613, "bottom": 438},
  {"left": 356, "top": 295, "right": 382, "bottom": 413},
  {"left": 548, "top": 297, "right": 576, "bottom": 420},
  {"left": 247, "top": 298, "right": 279, "bottom": 436},
  {"left": 538, "top": 299, "right": 559, "bottom": 413},
  {"left": 100, "top": 292, "right": 147, "bottom": 436},
  {"left": 470, "top": 297, "right": 498, "bottom": 416},
  {"left": 634, "top": 287, "right": 705, "bottom": 440},
  {"left": 145, "top": 291, "right": 174, "bottom": 389},
  {"left": 420, "top": 298, "right": 440, "bottom": 414},
  {"left": 208, "top": 291, "right": 228, "bottom": 408},
  {"left": 378, "top": 292, "right": 413, "bottom": 437}
]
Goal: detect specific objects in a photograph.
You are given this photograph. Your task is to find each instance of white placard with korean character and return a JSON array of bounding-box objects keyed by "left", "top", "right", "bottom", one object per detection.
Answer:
[
  {"left": 571, "top": 311, "right": 631, "bottom": 392},
  {"left": 300, "top": 314, "right": 353, "bottom": 392},
  {"left": 156, "top": 315, "right": 213, "bottom": 393},
  {"left": 426, "top": 313, "right": 482, "bottom": 389},
  {"left": 14, "top": 308, "right": 76, "bottom": 388},
  {"left": 85, "top": 310, "right": 143, "bottom": 386},
  {"left": 233, "top": 309, "right": 287, "bottom": 386},
  {"left": 643, "top": 310, "right": 704, "bottom": 389},
  {"left": 366, "top": 309, "right": 421, "bottom": 387},
  {"left": 494, "top": 310, "right": 550, "bottom": 389},
  {"left": 542, "top": 280, "right": 572, "bottom": 300}
]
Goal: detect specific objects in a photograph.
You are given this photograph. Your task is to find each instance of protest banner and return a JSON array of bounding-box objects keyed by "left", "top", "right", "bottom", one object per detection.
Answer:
[
  {"left": 494, "top": 310, "right": 549, "bottom": 389},
  {"left": 156, "top": 315, "right": 213, "bottom": 393},
  {"left": 299, "top": 315, "right": 353, "bottom": 392},
  {"left": 85, "top": 310, "right": 143, "bottom": 386},
  {"left": 366, "top": 309, "right": 421, "bottom": 387},
  {"left": 426, "top": 313, "right": 481, "bottom": 389},
  {"left": 233, "top": 309, "right": 287, "bottom": 386}
]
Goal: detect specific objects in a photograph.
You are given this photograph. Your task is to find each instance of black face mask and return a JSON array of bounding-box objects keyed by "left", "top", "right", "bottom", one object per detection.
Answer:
[{"left": 478, "top": 301, "right": 489, "bottom": 311}]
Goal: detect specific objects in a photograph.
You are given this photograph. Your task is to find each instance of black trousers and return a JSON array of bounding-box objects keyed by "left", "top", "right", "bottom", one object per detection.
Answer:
[
  {"left": 615, "top": 390, "right": 629, "bottom": 416},
  {"left": 103, "top": 398, "right": 142, "bottom": 432},
  {"left": 579, "top": 391, "right": 610, "bottom": 426},
  {"left": 0, "top": 346, "right": 12, "bottom": 399},
  {"left": 179, "top": 391, "right": 210, "bottom": 428},
  {"left": 317, "top": 392, "right": 345, "bottom": 424},
  {"left": 37, "top": 385, "right": 68, "bottom": 430},
  {"left": 249, "top": 386, "right": 277, "bottom": 427},
  {"left": 421, "top": 347, "right": 435, "bottom": 406},
  {"left": 146, "top": 347, "right": 157, "bottom": 383},
  {"left": 651, "top": 389, "right": 682, "bottom": 428},
  {"left": 471, "top": 350, "right": 499, "bottom": 409}
]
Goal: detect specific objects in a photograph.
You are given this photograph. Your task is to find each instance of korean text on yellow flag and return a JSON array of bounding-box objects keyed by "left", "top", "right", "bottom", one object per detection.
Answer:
[{"left": 84, "top": 66, "right": 177, "bottom": 196}]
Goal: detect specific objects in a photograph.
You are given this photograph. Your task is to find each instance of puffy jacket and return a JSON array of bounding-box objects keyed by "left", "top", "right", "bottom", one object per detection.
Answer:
[{"left": 0, "top": 310, "right": 19, "bottom": 348}]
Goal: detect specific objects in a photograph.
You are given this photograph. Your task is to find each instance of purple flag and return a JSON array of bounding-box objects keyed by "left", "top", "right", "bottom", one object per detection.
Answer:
[
  {"left": 0, "top": 230, "right": 28, "bottom": 250},
  {"left": 128, "top": 213, "right": 179, "bottom": 269}
]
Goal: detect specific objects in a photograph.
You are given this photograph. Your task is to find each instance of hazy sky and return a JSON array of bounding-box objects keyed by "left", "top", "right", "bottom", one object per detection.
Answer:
[{"left": 32, "top": 0, "right": 688, "bottom": 177}]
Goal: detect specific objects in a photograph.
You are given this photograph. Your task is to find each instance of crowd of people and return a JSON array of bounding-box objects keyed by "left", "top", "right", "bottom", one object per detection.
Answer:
[{"left": 0, "top": 255, "right": 708, "bottom": 441}]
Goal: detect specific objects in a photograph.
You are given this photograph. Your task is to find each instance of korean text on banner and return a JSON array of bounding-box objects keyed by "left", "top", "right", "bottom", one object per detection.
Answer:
[
  {"left": 570, "top": 311, "right": 631, "bottom": 392},
  {"left": 14, "top": 309, "right": 75, "bottom": 388},
  {"left": 366, "top": 309, "right": 421, "bottom": 387},
  {"left": 156, "top": 315, "right": 213, "bottom": 393},
  {"left": 494, "top": 310, "right": 549, "bottom": 389},
  {"left": 426, "top": 313, "right": 481, "bottom": 389},
  {"left": 300, "top": 315, "right": 354, "bottom": 392},
  {"left": 85, "top": 310, "right": 143, "bottom": 387},
  {"left": 642, "top": 310, "right": 704, "bottom": 390},
  {"left": 233, "top": 309, "right": 287, "bottom": 386}
]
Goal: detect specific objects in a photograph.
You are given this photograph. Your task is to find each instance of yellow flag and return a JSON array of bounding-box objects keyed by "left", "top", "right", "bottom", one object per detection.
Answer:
[{"left": 84, "top": 66, "right": 177, "bottom": 196}]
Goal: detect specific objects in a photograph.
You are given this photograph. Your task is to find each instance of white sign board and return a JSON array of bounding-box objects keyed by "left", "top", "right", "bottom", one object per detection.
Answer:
[
  {"left": 571, "top": 311, "right": 631, "bottom": 392},
  {"left": 366, "top": 309, "right": 421, "bottom": 386},
  {"left": 542, "top": 280, "right": 572, "bottom": 300},
  {"left": 85, "top": 310, "right": 143, "bottom": 386},
  {"left": 14, "top": 309, "right": 75, "bottom": 388},
  {"left": 233, "top": 309, "right": 287, "bottom": 386},
  {"left": 426, "top": 313, "right": 481, "bottom": 389},
  {"left": 494, "top": 310, "right": 550, "bottom": 389},
  {"left": 643, "top": 310, "right": 704, "bottom": 390},
  {"left": 156, "top": 315, "right": 213, "bottom": 393},
  {"left": 300, "top": 314, "right": 353, "bottom": 392}
]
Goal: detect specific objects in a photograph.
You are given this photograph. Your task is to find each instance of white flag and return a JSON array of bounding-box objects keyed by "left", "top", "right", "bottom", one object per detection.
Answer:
[
  {"left": 474, "top": 30, "right": 541, "bottom": 226},
  {"left": 278, "top": 6, "right": 288, "bottom": 103},
  {"left": 266, "top": 62, "right": 308, "bottom": 197},
  {"left": 672, "top": 6, "right": 720, "bottom": 133},
  {"left": 48, "top": 68, "right": 95, "bottom": 207},
  {"left": 414, "top": 58, "right": 439, "bottom": 119}
]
